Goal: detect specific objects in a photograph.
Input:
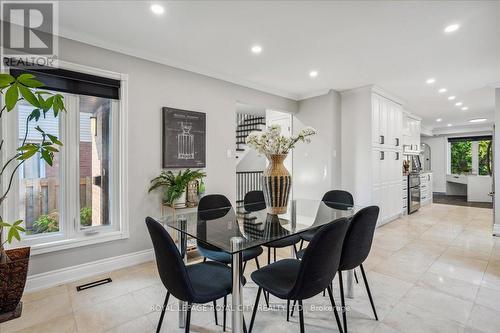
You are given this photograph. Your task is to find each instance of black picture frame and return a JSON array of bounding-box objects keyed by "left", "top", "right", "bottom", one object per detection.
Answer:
[{"left": 162, "top": 107, "right": 206, "bottom": 168}]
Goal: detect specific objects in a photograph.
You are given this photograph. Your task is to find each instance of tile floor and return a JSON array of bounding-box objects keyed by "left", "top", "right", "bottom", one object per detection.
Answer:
[{"left": 1, "top": 203, "right": 499, "bottom": 333}]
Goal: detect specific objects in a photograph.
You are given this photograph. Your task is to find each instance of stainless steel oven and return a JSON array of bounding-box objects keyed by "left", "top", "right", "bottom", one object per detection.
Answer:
[{"left": 408, "top": 174, "right": 421, "bottom": 214}]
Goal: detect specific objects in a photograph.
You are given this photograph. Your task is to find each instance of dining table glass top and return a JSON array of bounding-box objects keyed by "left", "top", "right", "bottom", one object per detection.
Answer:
[{"left": 156, "top": 199, "right": 360, "bottom": 254}]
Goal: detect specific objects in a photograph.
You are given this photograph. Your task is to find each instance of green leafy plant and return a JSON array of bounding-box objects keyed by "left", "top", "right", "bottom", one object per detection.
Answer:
[
  {"left": 80, "top": 207, "right": 92, "bottom": 227},
  {"left": 32, "top": 214, "right": 59, "bottom": 234},
  {"left": 450, "top": 140, "right": 472, "bottom": 174},
  {"left": 149, "top": 169, "right": 206, "bottom": 204},
  {"left": 0, "top": 73, "right": 66, "bottom": 263}
]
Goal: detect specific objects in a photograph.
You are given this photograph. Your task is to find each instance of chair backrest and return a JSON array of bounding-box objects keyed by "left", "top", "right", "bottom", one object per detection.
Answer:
[
  {"left": 289, "top": 217, "right": 350, "bottom": 300},
  {"left": 322, "top": 190, "right": 354, "bottom": 210},
  {"left": 145, "top": 217, "right": 194, "bottom": 302},
  {"left": 198, "top": 194, "right": 232, "bottom": 220},
  {"left": 244, "top": 190, "right": 266, "bottom": 212},
  {"left": 339, "top": 206, "right": 379, "bottom": 271}
]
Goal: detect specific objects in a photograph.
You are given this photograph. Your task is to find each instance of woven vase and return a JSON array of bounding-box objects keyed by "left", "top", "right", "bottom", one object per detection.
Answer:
[{"left": 263, "top": 154, "right": 291, "bottom": 214}]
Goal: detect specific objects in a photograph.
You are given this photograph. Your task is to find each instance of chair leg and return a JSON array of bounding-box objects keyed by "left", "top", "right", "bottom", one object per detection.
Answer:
[
  {"left": 185, "top": 302, "right": 192, "bottom": 333},
  {"left": 223, "top": 296, "right": 227, "bottom": 332},
  {"left": 354, "top": 269, "right": 359, "bottom": 284},
  {"left": 299, "top": 239, "right": 304, "bottom": 251},
  {"left": 267, "top": 248, "right": 271, "bottom": 264},
  {"left": 327, "top": 285, "right": 343, "bottom": 333},
  {"left": 273, "top": 248, "right": 277, "bottom": 262},
  {"left": 156, "top": 292, "right": 170, "bottom": 333},
  {"left": 287, "top": 299, "right": 290, "bottom": 322},
  {"left": 243, "top": 261, "right": 247, "bottom": 274},
  {"left": 203, "top": 257, "right": 207, "bottom": 263},
  {"left": 293, "top": 244, "right": 298, "bottom": 258},
  {"left": 249, "top": 287, "right": 262, "bottom": 333},
  {"left": 290, "top": 299, "right": 297, "bottom": 317},
  {"left": 213, "top": 300, "right": 218, "bottom": 326},
  {"left": 338, "top": 271, "right": 347, "bottom": 333},
  {"left": 298, "top": 300, "right": 305, "bottom": 333},
  {"left": 360, "top": 264, "right": 378, "bottom": 321},
  {"left": 255, "top": 257, "right": 260, "bottom": 269}
]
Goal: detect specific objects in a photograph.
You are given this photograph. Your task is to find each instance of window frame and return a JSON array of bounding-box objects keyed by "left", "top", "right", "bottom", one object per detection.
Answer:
[
  {"left": 1, "top": 61, "right": 129, "bottom": 255},
  {"left": 447, "top": 137, "right": 493, "bottom": 177}
]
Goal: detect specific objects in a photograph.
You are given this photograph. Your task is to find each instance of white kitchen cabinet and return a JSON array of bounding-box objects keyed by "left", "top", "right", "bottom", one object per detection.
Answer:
[
  {"left": 420, "top": 172, "right": 433, "bottom": 206},
  {"left": 342, "top": 86, "right": 404, "bottom": 226},
  {"left": 403, "top": 113, "right": 421, "bottom": 153}
]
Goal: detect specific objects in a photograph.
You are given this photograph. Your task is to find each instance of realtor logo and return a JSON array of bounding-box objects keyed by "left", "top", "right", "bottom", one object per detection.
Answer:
[{"left": 1, "top": 1, "right": 58, "bottom": 65}]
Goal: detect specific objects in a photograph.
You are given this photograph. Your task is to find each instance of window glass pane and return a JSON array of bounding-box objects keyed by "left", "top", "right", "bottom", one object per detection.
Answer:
[
  {"left": 450, "top": 140, "right": 472, "bottom": 174},
  {"left": 79, "top": 96, "right": 111, "bottom": 228},
  {"left": 478, "top": 139, "right": 493, "bottom": 176},
  {"left": 18, "top": 103, "right": 61, "bottom": 235}
]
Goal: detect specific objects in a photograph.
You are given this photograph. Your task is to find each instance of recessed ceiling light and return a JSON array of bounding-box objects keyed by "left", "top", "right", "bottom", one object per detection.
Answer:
[
  {"left": 447, "top": 123, "right": 452, "bottom": 127},
  {"left": 455, "top": 102, "right": 463, "bottom": 106},
  {"left": 469, "top": 118, "right": 487, "bottom": 123},
  {"left": 426, "top": 78, "right": 436, "bottom": 84},
  {"left": 436, "top": 118, "right": 442, "bottom": 122},
  {"left": 448, "top": 96, "right": 456, "bottom": 100},
  {"left": 251, "top": 45, "right": 262, "bottom": 54},
  {"left": 438, "top": 88, "right": 447, "bottom": 93},
  {"left": 461, "top": 106, "right": 469, "bottom": 111},
  {"left": 444, "top": 24, "right": 460, "bottom": 33},
  {"left": 309, "top": 70, "right": 318, "bottom": 78},
  {"left": 150, "top": 4, "right": 165, "bottom": 15}
]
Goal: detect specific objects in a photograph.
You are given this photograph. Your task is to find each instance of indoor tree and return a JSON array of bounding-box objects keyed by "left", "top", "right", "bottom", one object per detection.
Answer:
[{"left": 0, "top": 73, "right": 66, "bottom": 263}]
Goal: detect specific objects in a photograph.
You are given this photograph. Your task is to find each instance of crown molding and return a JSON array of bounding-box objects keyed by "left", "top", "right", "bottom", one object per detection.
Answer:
[{"left": 296, "top": 89, "right": 332, "bottom": 101}]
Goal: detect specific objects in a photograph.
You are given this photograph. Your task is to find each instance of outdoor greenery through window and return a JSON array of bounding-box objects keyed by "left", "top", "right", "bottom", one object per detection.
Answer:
[{"left": 449, "top": 137, "right": 492, "bottom": 176}]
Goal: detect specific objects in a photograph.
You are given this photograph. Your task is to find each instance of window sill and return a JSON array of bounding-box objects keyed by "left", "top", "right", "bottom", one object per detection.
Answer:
[{"left": 20, "top": 231, "right": 130, "bottom": 256}]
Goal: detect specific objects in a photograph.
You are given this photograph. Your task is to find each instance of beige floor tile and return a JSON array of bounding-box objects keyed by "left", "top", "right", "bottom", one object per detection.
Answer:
[
  {"left": 0, "top": 292, "right": 72, "bottom": 333},
  {"left": 474, "top": 286, "right": 500, "bottom": 312},
  {"left": 466, "top": 304, "right": 500, "bottom": 333},
  {"left": 401, "top": 286, "right": 473, "bottom": 325},
  {"left": 105, "top": 315, "right": 154, "bottom": 333},
  {"left": 427, "top": 254, "right": 488, "bottom": 285},
  {"left": 74, "top": 293, "right": 146, "bottom": 333},
  {"left": 1, "top": 314, "right": 77, "bottom": 333},
  {"left": 417, "top": 271, "right": 480, "bottom": 301}
]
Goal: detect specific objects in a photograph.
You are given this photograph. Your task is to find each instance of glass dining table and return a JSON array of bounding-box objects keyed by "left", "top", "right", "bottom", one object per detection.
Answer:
[{"left": 155, "top": 199, "right": 360, "bottom": 333}]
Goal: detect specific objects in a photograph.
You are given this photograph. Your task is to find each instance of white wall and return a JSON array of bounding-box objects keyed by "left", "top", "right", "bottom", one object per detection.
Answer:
[
  {"left": 495, "top": 87, "right": 500, "bottom": 232},
  {"left": 23, "top": 37, "right": 297, "bottom": 275},
  {"left": 421, "top": 136, "right": 447, "bottom": 193},
  {"left": 236, "top": 150, "right": 266, "bottom": 172},
  {"left": 293, "top": 90, "right": 341, "bottom": 199}
]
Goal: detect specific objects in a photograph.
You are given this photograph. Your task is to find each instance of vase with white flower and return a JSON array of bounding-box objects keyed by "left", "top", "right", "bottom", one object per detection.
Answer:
[{"left": 246, "top": 125, "right": 316, "bottom": 214}]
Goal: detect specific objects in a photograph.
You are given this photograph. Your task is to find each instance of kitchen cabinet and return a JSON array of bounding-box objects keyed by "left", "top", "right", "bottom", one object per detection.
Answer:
[
  {"left": 342, "top": 86, "right": 404, "bottom": 226},
  {"left": 403, "top": 113, "right": 421, "bottom": 153},
  {"left": 420, "top": 172, "right": 433, "bottom": 206}
]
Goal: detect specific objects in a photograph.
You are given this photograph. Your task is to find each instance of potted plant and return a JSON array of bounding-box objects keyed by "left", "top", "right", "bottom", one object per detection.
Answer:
[
  {"left": 149, "top": 169, "right": 206, "bottom": 207},
  {"left": 246, "top": 125, "right": 316, "bottom": 214},
  {"left": 0, "top": 73, "right": 66, "bottom": 322}
]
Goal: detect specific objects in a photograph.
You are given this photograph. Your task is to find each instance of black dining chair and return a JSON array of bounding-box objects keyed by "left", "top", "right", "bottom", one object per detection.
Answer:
[
  {"left": 299, "top": 190, "right": 354, "bottom": 249},
  {"left": 337, "top": 206, "right": 380, "bottom": 333},
  {"left": 244, "top": 190, "right": 302, "bottom": 308},
  {"left": 197, "top": 194, "right": 263, "bottom": 273},
  {"left": 146, "top": 217, "right": 233, "bottom": 333},
  {"left": 249, "top": 218, "right": 351, "bottom": 333}
]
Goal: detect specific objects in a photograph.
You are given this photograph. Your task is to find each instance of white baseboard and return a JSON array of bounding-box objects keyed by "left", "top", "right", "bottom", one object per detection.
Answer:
[
  {"left": 25, "top": 249, "right": 154, "bottom": 293},
  {"left": 493, "top": 224, "right": 500, "bottom": 237}
]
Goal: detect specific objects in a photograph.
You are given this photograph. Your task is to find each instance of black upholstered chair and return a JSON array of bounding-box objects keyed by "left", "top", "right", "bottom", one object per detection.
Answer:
[
  {"left": 249, "top": 218, "right": 351, "bottom": 333},
  {"left": 299, "top": 190, "right": 354, "bottom": 246},
  {"left": 244, "top": 190, "right": 301, "bottom": 308},
  {"left": 337, "top": 206, "right": 380, "bottom": 333},
  {"left": 197, "top": 194, "right": 263, "bottom": 272},
  {"left": 146, "top": 217, "right": 233, "bottom": 333}
]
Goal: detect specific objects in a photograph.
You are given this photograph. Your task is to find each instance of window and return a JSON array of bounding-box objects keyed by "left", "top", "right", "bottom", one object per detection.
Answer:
[
  {"left": 2, "top": 62, "right": 128, "bottom": 254},
  {"left": 448, "top": 136, "right": 492, "bottom": 176}
]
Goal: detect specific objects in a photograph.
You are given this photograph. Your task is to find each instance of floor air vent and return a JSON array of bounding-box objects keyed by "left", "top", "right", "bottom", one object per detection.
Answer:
[{"left": 76, "top": 278, "right": 112, "bottom": 292}]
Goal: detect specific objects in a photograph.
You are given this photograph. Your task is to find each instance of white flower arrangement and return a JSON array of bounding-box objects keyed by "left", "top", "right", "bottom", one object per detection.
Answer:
[{"left": 245, "top": 125, "right": 317, "bottom": 155}]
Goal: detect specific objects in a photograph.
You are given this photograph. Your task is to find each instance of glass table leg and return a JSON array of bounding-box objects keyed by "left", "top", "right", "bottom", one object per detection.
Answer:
[
  {"left": 178, "top": 218, "right": 187, "bottom": 328},
  {"left": 346, "top": 269, "right": 354, "bottom": 298},
  {"left": 231, "top": 237, "right": 244, "bottom": 333}
]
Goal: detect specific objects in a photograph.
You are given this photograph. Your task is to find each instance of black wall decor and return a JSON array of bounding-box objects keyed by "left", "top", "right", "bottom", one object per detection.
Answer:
[{"left": 162, "top": 107, "right": 206, "bottom": 168}]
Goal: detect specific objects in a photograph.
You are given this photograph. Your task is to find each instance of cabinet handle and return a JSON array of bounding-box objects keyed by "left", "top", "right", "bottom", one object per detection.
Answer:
[
  {"left": 395, "top": 138, "right": 399, "bottom": 146},
  {"left": 380, "top": 135, "right": 385, "bottom": 144},
  {"left": 380, "top": 151, "right": 385, "bottom": 160},
  {"left": 395, "top": 152, "right": 399, "bottom": 160}
]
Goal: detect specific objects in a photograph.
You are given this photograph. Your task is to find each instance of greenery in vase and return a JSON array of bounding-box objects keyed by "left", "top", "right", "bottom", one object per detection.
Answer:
[
  {"left": 149, "top": 169, "right": 206, "bottom": 205},
  {"left": 246, "top": 124, "right": 316, "bottom": 155},
  {"left": 0, "top": 73, "right": 66, "bottom": 263}
]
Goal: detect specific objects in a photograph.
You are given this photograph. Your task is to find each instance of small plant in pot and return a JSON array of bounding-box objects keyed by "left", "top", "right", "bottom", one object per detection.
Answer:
[
  {"left": 0, "top": 73, "right": 66, "bottom": 322},
  {"left": 149, "top": 169, "right": 206, "bottom": 207}
]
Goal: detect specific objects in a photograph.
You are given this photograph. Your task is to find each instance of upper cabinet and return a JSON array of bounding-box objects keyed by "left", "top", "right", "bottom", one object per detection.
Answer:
[
  {"left": 402, "top": 113, "right": 421, "bottom": 153},
  {"left": 372, "top": 93, "right": 403, "bottom": 149}
]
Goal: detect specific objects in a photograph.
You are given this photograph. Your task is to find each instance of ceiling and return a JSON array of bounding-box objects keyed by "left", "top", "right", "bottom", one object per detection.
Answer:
[{"left": 58, "top": 1, "right": 500, "bottom": 130}]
